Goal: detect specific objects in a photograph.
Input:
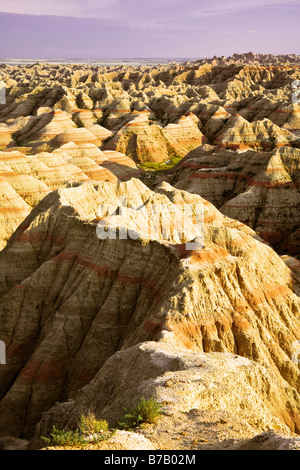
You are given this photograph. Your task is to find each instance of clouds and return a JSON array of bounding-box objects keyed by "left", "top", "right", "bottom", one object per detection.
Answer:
[
  {"left": 0, "top": 0, "right": 120, "bottom": 19},
  {"left": 1, "top": 0, "right": 296, "bottom": 40},
  {"left": 0, "top": 0, "right": 298, "bottom": 20},
  {"left": 0, "top": 0, "right": 196, "bottom": 24},
  {"left": 190, "top": 0, "right": 300, "bottom": 18},
  {"left": 0, "top": 1, "right": 299, "bottom": 59},
  {"left": 0, "top": 0, "right": 299, "bottom": 32}
]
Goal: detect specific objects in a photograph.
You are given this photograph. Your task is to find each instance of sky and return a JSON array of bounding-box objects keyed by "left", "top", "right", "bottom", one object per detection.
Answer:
[{"left": 0, "top": 0, "right": 299, "bottom": 59}]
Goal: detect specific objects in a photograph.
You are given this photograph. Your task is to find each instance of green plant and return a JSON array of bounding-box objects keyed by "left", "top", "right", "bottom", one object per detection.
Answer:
[
  {"left": 41, "top": 426, "right": 85, "bottom": 447},
  {"left": 41, "top": 414, "right": 114, "bottom": 448},
  {"left": 139, "top": 154, "right": 182, "bottom": 172},
  {"left": 79, "top": 412, "right": 108, "bottom": 435},
  {"left": 117, "top": 397, "right": 162, "bottom": 430}
]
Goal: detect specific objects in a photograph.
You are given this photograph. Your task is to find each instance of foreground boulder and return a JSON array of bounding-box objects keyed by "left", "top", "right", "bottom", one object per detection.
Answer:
[{"left": 33, "top": 341, "right": 298, "bottom": 449}]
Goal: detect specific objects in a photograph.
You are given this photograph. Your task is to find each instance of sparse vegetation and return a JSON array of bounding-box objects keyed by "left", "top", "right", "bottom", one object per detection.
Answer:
[
  {"left": 41, "top": 413, "right": 113, "bottom": 448},
  {"left": 139, "top": 153, "right": 183, "bottom": 172},
  {"left": 41, "top": 426, "right": 85, "bottom": 447},
  {"left": 41, "top": 399, "right": 161, "bottom": 447},
  {"left": 117, "top": 397, "right": 162, "bottom": 430},
  {"left": 79, "top": 411, "right": 109, "bottom": 435},
  {"left": 41, "top": 399, "right": 161, "bottom": 448}
]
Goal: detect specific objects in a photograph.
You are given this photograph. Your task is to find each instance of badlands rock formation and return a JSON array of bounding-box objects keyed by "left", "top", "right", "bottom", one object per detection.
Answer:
[
  {"left": 166, "top": 145, "right": 300, "bottom": 254},
  {"left": 0, "top": 54, "right": 300, "bottom": 450},
  {"left": 1, "top": 54, "right": 299, "bottom": 158},
  {"left": 0, "top": 179, "right": 300, "bottom": 445},
  {"left": 0, "top": 146, "right": 141, "bottom": 250},
  {"left": 189, "top": 52, "right": 300, "bottom": 67},
  {"left": 0, "top": 54, "right": 299, "bottom": 252},
  {"left": 103, "top": 111, "right": 206, "bottom": 163}
]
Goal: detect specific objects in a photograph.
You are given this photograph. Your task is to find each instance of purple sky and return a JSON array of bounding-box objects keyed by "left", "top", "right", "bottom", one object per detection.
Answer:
[{"left": 0, "top": 0, "right": 299, "bottom": 59}]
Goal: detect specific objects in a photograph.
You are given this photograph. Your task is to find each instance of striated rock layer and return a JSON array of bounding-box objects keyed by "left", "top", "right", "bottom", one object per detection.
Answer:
[
  {"left": 1, "top": 57, "right": 299, "bottom": 161},
  {"left": 0, "top": 146, "right": 141, "bottom": 249},
  {"left": 0, "top": 179, "right": 299, "bottom": 441},
  {"left": 166, "top": 145, "right": 300, "bottom": 255},
  {"left": 0, "top": 55, "right": 300, "bottom": 450},
  {"left": 0, "top": 57, "right": 299, "bottom": 255}
]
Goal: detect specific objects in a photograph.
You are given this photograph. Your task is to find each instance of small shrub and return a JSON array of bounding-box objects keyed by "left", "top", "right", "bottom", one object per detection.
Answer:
[
  {"left": 117, "top": 397, "right": 162, "bottom": 430},
  {"left": 41, "top": 426, "right": 85, "bottom": 447},
  {"left": 41, "top": 415, "right": 113, "bottom": 448},
  {"left": 79, "top": 412, "right": 108, "bottom": 435}
]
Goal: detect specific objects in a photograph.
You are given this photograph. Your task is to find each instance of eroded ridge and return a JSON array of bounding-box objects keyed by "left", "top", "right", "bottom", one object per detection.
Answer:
[{"left": 0, "top": 180, "right": 299, "bottom": 441}]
